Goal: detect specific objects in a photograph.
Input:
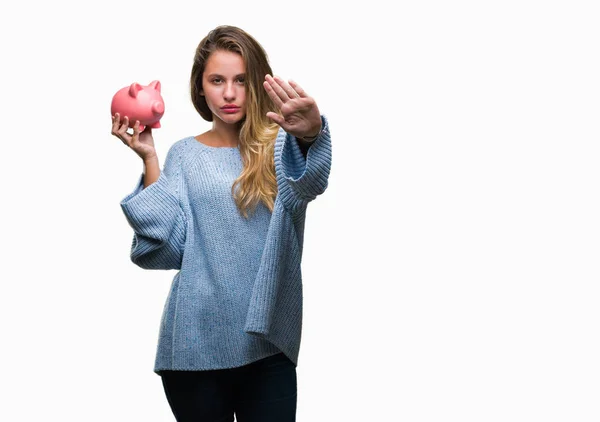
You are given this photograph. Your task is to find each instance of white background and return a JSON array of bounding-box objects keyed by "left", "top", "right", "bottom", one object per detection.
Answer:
[{"left": 1, "top": 0, "right": 599, "bottom": 421}]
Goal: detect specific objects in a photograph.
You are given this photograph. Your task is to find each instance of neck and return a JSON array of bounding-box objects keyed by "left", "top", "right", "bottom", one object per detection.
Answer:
[{"left": 210, "top": 119, "right": 242, "bottom": 147}]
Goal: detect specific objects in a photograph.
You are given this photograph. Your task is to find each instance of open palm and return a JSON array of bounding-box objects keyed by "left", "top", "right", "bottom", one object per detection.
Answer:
[{"left": 263, "top": 74, "right": 321, "bottom": 139}]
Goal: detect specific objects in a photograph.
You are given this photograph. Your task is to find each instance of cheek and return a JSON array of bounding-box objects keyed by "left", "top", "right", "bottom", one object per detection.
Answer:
[{"left": 205, "top": 91, "right": 219, "bottom": 106}]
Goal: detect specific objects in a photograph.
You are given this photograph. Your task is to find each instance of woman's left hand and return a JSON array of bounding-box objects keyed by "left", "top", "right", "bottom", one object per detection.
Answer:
[{"left": 263, "top": 74, "right": 322, "bottom": 139}]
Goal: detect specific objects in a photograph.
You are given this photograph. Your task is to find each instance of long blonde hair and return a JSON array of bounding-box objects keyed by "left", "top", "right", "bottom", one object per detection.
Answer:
[{"left": 190, "top": 25, "right": 280, "bottom": 219}]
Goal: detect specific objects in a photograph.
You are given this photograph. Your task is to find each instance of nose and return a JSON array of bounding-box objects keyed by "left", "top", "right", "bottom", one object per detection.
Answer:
[{"left": 223, "top": 82, "right": 236, "bottom": 101}]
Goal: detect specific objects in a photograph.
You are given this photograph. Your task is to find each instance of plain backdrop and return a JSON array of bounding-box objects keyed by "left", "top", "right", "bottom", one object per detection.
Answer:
[{"left": 1, "top": 0, "right": 599, "bottom": 421}]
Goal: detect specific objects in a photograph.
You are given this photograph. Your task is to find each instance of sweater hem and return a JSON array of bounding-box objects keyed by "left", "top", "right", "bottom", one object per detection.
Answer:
[{"left": 153, "top": 350, "right": 284, "bottom": 376}]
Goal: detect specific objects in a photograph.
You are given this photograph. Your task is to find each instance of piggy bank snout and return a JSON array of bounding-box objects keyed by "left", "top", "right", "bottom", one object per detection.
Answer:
[{"left": 152, "top": 101, "right": 165, "bottom": 115}]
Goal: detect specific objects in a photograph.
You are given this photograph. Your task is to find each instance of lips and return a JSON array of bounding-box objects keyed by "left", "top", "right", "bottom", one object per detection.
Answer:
[
  {"left": 221, "top": 107, "right": 240, "bottom": 115},
  {"left": 221, "top": 105, "right": 240, "bottom": 110}
]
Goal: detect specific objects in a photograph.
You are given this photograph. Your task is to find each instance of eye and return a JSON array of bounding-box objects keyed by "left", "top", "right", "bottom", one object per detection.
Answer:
[{"left": 236, "top": 77, "right": 245, "bottom": 84}]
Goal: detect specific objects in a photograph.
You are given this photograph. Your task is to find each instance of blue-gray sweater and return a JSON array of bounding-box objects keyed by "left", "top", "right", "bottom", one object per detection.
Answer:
[{"left": 120, "top": 115, "right": 331, "bottom": 374}]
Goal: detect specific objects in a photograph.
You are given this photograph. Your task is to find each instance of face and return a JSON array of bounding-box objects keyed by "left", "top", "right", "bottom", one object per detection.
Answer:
[{"left": 200, "top": 50, "right": 247, "bottom": 124}]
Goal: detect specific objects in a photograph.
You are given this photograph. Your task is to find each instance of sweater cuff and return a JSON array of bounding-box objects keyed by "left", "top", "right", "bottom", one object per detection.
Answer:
[
  {"left": 282, "top": 115, "right": 332, "bottom": 201},
  {"left": 120, "top": 171, "right": 181, "bottom": 241}
]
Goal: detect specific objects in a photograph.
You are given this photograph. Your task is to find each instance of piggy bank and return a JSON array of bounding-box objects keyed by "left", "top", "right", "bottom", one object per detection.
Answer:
[{"left": 111, "top": 80, "right": 165, "bottom": 132}]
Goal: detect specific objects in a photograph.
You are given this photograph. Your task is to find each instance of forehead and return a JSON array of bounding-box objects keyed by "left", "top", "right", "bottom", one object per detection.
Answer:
[{"left": 204, "top": 50, "right": 246, "bottom": 74}]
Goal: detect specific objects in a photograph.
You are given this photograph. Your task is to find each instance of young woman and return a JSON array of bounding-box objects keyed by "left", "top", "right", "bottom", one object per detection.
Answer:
[{"left": 112, "top": 25, "right": 332, "bottom": 421}]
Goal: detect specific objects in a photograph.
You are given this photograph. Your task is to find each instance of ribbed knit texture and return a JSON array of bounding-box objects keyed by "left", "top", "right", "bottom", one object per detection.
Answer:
[{"left": 120, "top": 115, "right": 331, "bottom": 375}]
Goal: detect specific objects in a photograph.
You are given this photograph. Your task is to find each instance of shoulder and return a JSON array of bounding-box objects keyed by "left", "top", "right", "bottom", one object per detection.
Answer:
[
  {"left": 165, "top": 136, "right": 196, "bottom": 157},
  {"left": 171, "top": 136, "right": 194, "bottom": 150},
  {"left": 161, "top": 137, "right": 197, "bottom": 169}
]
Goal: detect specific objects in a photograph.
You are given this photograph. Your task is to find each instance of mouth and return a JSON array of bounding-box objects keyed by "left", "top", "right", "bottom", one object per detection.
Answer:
[{"left": 221, "top": 106, "right": 240, "bottom": 113}]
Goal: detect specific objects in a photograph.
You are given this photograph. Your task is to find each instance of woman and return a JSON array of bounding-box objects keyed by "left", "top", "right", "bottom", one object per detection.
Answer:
[{"left": 112, "top": 25, "right": 332, "bottom": 421}]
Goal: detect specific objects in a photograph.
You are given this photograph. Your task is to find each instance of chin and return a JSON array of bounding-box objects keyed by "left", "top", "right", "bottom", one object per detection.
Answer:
[{"left": 219, "top": 112, "right": 246, "bottom": 125}]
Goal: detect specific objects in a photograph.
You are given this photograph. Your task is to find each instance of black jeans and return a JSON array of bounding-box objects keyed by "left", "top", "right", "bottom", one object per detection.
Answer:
[{"left": 160, "top": 352, "right": 297, "bottom": 422}]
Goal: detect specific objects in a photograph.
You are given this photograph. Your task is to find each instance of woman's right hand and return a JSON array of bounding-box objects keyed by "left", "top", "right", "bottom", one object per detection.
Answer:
[{"left": 111, "top": 113, "right": 157, "bottom": 161}]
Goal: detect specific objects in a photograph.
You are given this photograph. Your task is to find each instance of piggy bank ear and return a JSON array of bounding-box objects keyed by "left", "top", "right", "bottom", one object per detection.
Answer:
[
  {"left": 128, "top": 82, "right": 143, "bottom": 98},
  {"left": 149, "top": 80, "right": 161, "bottom": 93}
]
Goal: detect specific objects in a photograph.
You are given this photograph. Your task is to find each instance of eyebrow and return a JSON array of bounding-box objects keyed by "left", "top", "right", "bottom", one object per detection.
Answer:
[{"left": 206, "top": 73, "right": 246, "bottom": 78}]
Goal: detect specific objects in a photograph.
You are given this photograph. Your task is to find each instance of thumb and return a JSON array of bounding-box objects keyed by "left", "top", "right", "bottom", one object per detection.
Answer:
[{"left": 266, "top": 112, "right": 284, "bottom": 127}]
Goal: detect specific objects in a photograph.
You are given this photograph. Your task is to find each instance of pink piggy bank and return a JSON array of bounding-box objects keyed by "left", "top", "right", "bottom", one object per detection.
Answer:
[{"left": 111, "top": 80, "right": 165, "bottom": 132}]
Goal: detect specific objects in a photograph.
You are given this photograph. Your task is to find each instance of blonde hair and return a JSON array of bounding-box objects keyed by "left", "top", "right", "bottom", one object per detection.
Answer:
[{"left": 190, "top": 25, "right": 280, "bottom": 219}]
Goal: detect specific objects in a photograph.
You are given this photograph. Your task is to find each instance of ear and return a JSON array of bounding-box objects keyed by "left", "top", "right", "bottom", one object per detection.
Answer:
[
  {"left": 128, "top": 82, "right": 143, "bottom": 98},
  {"left": 149, "top": 80, "right": 161, "bottom": 93}
]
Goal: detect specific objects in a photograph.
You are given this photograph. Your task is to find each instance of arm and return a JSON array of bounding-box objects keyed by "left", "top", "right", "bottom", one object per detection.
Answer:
[
  {"left": 262, "top": 75, "right": 331, "bottom": 208},
  {"left": 142, "top": 155, "right": 160, "bottom": 188},
  {"left": 120, "top": 143, "right": 187, "bottom": 270}
]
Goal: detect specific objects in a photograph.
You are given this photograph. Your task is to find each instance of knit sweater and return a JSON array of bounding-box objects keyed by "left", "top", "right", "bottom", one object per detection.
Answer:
[{"left": 120, "top": 115, "right": 331, "bottom": 375}]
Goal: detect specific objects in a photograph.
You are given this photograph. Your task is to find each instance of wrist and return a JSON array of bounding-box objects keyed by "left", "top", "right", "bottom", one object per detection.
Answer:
[
  {"left": 299, "top": 134, "right": 318, "bottom": 142},
  {"left": 299, "top": 124, "right": 322, "bottom": 142},
  {"left": 142, "top": 154, "right": 158, "bottom": 165}
]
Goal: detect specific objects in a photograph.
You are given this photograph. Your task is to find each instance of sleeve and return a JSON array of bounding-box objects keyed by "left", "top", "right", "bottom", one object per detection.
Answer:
[
  {"left": 119, "top": 143, "right": 187, "bottom": 270},
  {"left": 278, "top": 114, "right": 332, "bottom": 209}
]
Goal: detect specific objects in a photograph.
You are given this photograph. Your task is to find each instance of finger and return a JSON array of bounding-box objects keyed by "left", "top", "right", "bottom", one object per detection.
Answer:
[
  {"left": 132, "top": 120, "right": 140, "bottom": 140},
  {"left": 269, "top": 75, "right": 294, "bottom": 101},
  {"left": 117, "top": 117, "right": 127, "bottom": 134},
  {"left": 118, "top": 116, "right": 132, "bottom": 142},
  {"left": 266, "top": 111, "right": 285, "bottom": 127},
  {"left": 118, "top": 116, "right": 130, "bottom": 134},
  {"left": 273, "top": 75, "right": 300, "bottom": 99},
  {"left": 264, "top": 74, "right": 291, "bottom": 105},
  {"left": 288, "top": 79, "right": 308, "bottom": 98},
  {"left": 263, "top": 78, "right": 284, "bottom": 109},
  {"left": 111, "top": 113, "right": 121, "bottom": 132}
]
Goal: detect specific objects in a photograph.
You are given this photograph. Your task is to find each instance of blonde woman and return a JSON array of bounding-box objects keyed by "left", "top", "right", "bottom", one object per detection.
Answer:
[{"left": 112, "top": 25, "right": 332, "bottom": 422}]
